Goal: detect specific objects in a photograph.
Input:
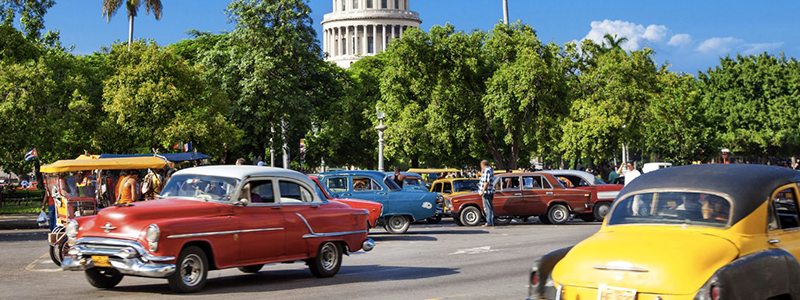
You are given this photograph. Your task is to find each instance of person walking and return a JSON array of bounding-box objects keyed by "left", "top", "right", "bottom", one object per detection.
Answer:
[
  {"left": 623, "top": 162, "right": 641, "bottom": 186},
  {"left": 478, "top": 160, "right": 496, "bottom": 227}
]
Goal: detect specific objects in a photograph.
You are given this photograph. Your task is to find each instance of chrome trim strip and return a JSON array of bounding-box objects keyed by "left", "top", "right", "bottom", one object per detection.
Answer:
[
  {"left": 295, "top": 212, "right": 367, "bottom": 238},
  {"left": 555, "top": 284, "right": 563, "bottom": 300},
  {"left": 295, "top": 213, "right": 315, "bottom": 234},
  {"left": 302, "top": 230, "right": 368, "bottom": 239},
  {"left": 593, "top": 265, "right": 649, "bottom": 272},
  {"left": 167, "top": 227, "right": 283, "bottom": 239}
]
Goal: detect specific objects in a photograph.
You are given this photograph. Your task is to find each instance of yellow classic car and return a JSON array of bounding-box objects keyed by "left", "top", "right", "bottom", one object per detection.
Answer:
[
  {"left": 527, "top": 164, "right": 800, "bottom": 300},
  {"left": 429, "top": 178, "right": 480, "bottom": 197}
]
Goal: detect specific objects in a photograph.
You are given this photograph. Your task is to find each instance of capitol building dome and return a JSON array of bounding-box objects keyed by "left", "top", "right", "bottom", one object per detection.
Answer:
[{"left": 321, "top": 0, "right": 422, "bottom": 68}]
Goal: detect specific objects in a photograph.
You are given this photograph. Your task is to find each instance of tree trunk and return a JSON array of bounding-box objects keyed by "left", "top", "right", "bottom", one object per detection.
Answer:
[{"left": 127, "top": 14, "right": 134, "bottom": 51}]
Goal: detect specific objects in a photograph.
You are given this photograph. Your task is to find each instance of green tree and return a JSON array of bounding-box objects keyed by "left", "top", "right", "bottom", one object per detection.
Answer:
[
  {"left": 96, "top": 41, "right": 240, "bottom": 158},
  {"left": 644, "top": 72, "right": 718, "bottom": 164},
  {"left": 102, "top": 0, "right": 162, "bottom": 51},
  {"left": 379, "top": 24, "right": 489, "bottom": 168},
  {"left": 700, "top": 53, "right": 800, "bottom": 159},
  {"left": 0, "top": 0, "right": 54, "bottom": 41},
  {"left": 303, "top": 57, "right": 381, "bottom": 169},
  {"left": 560, "top": 40, "right": 660, "bottom": 163},
  {"left": 0, "top": 32, "right": 104, "bottom": 174},
  {"left": 201, "top": 0, "right": 334, "bottom": 167}
]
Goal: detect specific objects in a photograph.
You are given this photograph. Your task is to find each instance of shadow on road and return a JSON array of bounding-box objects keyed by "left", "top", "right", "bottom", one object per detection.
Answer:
[{"left": 108, "top": 264, "right": 460, "bottom": 295}]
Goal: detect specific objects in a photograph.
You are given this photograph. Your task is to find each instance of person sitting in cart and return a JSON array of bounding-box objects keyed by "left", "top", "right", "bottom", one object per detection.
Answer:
[{"left": 117, "top": 171, "right": 139, "bottom": 204}]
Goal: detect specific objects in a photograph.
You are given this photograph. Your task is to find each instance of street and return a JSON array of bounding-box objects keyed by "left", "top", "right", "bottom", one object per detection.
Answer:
[{"left": 0, "top": 220, "right": 599, "bottom": 300}]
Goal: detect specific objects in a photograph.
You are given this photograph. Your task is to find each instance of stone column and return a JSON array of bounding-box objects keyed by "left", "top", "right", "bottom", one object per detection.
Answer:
[
  {"left": 346, "top": 26, "right": 351, "bottom": 55},
  {"left": 391, "top": 24, "right": 395, "bottom": 40},
  {"left": 381, "top": 24, "right": 387, "bottom": 52},
  {"left": 355, "top": 25, "right": 360, "bottom": 55},
  {"left": 323, "top": 29, "right": 327, "bottom": 56},
  {"left": 400, "top": 26, "right": 404, "bottom": 38},
  {"left": 362, "top": 25, "right": 368, "bottom": 55},
  {"left": 372, "top": 24, "right": 377, "bottom": 54}
]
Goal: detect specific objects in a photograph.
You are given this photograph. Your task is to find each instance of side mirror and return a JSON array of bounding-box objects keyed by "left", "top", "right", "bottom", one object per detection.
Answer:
[{"left": 235, "top": 198, "right": 250, "bottom": 207}]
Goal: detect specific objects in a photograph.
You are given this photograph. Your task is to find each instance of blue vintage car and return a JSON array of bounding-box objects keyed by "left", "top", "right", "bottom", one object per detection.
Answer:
[{"left": 317, "top": 171, "right": 441, "bottom": 234}]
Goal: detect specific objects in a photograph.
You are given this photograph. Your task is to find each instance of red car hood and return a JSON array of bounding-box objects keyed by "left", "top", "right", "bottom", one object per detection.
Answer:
[{"left": 78, "top": 199, "right": 230, "bottom": 241}]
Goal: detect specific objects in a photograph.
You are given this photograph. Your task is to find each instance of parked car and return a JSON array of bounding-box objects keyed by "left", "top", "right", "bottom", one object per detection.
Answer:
[
  {"left": 527, "top": 164, "right": 800, "bottom": 300},
  {"left": 444, "top": 172, "right": 591, "bottom": 226},
  {"left": 61, "top": 166, "right": 374, "bottom": 293},
  {"left": 538, "top": 170, "right": 624, "bottom": 222},
  {"left": 429, "top": 178, "right": 480, "bottom": 197},
  {"left": 642, "top": 162, "right": 672, "bottom": 173},
  {"left": 317, "top": 171, "right": 441, "bottom": 234},
  {"left": 309, "top": 176, "right": 383, "bottom": 229}
]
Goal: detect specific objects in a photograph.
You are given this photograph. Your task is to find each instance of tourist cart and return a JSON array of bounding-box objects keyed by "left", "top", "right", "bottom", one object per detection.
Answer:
[{"left": 40, "top": 156, "right": 172, "bottom": 266}]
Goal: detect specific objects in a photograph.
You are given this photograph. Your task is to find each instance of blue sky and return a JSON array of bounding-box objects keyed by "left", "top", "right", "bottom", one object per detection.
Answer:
[{"left": 42, "top": 0, "right": 800, "bottom": 74}]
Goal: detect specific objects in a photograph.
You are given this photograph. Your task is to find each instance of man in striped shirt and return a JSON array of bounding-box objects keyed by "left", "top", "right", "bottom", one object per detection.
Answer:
[{"left": 478, "top": 160, "right": 496, "bottom": 227}]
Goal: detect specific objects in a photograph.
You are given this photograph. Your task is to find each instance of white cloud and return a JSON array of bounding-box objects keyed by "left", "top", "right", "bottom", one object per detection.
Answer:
[
  {"left": 582, "top": 20, "right": 669, "bottom": 51},
  {"left": 667, "top": 33, "right": 692, "bottom": 47},
  {"left": 742, "top": 42, "right": 784, "bottom": 55},
  {"left": 697, "top": 37, "right": 744, "bottom": 54}
]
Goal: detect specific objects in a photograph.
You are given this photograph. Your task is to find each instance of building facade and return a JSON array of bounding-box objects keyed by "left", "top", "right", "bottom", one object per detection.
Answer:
[{"left": 321, "top": 0, "right": 422, "bottom": 68}]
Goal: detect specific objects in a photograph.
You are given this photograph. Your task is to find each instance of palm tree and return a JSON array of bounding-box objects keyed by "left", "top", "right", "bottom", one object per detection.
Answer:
[
  {"left": 102, "top": 0, "right": 163, "bottom": 51},
  {"left": 602, "top": 33, "right": 628, "bottom": 52}
]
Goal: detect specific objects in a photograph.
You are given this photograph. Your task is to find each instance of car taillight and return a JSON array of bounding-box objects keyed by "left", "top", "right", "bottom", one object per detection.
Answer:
[
  {"left": 530, "top": 271, "right": 539, "bottom": 286},
  {"left": 710, "top": 285, "right": 720, "bottom": 300}
]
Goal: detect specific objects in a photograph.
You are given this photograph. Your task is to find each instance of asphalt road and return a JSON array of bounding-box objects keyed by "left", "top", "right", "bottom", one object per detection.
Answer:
[{"left": 0, "top": 220, "right": 600, "bottom": 300}]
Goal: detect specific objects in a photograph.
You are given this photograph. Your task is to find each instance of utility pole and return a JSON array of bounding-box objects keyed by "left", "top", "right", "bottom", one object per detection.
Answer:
[{"left": 502, "top": 0, "right": 509, "bottom": 25}]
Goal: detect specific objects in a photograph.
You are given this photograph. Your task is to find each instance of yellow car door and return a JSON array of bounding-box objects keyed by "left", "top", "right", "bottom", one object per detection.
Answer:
[{"left": 767, "top": 184, "right": 800, "bottom": 260}]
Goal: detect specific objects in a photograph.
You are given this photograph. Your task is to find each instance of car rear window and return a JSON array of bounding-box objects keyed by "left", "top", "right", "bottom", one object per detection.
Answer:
[{"left": 608, "top": 192, "right": 732, "bottom": 228}]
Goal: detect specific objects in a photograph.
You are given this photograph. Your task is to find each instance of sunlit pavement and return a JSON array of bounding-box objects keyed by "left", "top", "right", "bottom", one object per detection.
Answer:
[{"left": 0, "top": 219, "right": 600, "bottom": 300}]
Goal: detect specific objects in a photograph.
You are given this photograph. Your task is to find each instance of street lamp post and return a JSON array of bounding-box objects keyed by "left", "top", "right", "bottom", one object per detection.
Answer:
[
  {"left": 375, "top": 107, "right": 387, "bottom": 172},
  {"left": 502, "top": 0, "right": 509, "bottom": 25}
]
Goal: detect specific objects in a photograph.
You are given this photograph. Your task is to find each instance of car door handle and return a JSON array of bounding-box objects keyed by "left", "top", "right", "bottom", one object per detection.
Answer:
[
  {"left": 271, "top": 206, "right": 282, "bottom": 210},
  {"left": 310, "top": 204, "right": 319, "bottom": 208},
  {"left": 546, "top": 192, "right": 554, "bottom": 195},
  {"left": 378, "top": 192, "right": 387, "bottom": 195},
  {"left": 769, "top": 239, "right": 781, "bottom": 244},
  {"left": 514, "top": 193, "right": 522, "bottom": 196}
]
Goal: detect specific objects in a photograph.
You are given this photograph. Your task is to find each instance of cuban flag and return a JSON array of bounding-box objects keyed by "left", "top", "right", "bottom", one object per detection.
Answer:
[{"left": 24, "top": 148, "right": 38, "bottom": 161}]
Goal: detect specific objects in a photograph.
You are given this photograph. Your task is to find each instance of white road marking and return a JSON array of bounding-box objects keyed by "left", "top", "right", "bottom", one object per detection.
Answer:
[
  {"left": 25, "top": 253, "right": 62, "bottom": 272},
  {"left": 448, "top": 246, "right": 495, "bottom": 255}
]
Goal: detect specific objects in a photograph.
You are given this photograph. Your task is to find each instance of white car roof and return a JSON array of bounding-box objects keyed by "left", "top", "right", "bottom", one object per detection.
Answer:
[
  {"left": 537, "top": 170, "right": 597, "bottom": 184},
  {"left": 173, "top": 166, "right": 313, "bottom": 184}
]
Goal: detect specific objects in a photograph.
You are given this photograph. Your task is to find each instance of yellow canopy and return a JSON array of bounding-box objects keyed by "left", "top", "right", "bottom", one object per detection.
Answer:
[
  {"left": 75, "top": 154, "right": 100, "bottom": 160},
  {"left": 406, "top": 168, "right": 461, "bottom": 174},
  {"left": 40, "top": 157, "right": 172, "bottom": 173}
]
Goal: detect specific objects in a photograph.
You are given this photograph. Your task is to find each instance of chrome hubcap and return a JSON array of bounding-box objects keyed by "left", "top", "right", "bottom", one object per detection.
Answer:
[
  {"left": 597, "top": 205, "right": 610, "bottom": 218},
  {"left": 181, "top": 254, "right": 203, "bottom": 287},
  {"left": 553, "top": 209, "right": 566, "bottom": 222},
  {"left": 390, "top": 216, "right": 405, "bottom": 229},
  {"left": 465, "top": 210, "right": 478, "bottom": 223},
  {"left": 320, "top": 243, "right": 338, "bottom": 271}
]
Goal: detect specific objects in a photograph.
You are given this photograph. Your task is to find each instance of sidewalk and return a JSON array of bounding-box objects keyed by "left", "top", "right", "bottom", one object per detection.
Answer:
[{"left": 0, "top": 213, "right": 42, "bottom": 230}]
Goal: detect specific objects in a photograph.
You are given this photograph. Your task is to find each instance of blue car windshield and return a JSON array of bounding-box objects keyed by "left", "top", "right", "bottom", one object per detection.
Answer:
[{"left": 607, "top": 192, "right": 731, "bottom": 228}]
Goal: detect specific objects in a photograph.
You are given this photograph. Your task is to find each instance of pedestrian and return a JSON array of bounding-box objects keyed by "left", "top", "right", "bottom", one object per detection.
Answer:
[
  {"left": 623, "top": 162, "right": 641, "bottom": 186},
  {"left": 117, "top": 171, "right": 139, "bottom": 204},
  {"left": 391, "top": 167, "right": 406, "bottom": 188},
  {"left": 720, "top": 149, "right": 733, "bottom": 164},
  {"left": 477, "top": 160, "right": 496, "bottom": 227},
  {"left": 607, "top": 165, "right": 620, "bottom": 184},
  {"left": 41, "top": 186, "right": 56, "bottom": 232},
  {"left": 235, "top": 158, "right": 246, "bottom": 166}
]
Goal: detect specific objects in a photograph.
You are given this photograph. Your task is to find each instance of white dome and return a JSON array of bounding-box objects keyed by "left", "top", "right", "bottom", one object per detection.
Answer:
[{"left": 322, "top": 0, "right": 422, "bottom": 68}]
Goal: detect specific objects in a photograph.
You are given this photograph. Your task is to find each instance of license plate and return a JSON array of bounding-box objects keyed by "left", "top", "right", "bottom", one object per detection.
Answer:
[
  {"left": 598, "top": 285, "right": 636, "bottom": 300},
  {"left": 92, "top": 256, "right": 111, "bottom": 267}
]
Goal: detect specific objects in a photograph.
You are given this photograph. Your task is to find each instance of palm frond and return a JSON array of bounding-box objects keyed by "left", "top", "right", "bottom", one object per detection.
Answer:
[
  {"left": 144, "top": 0, "right": 163, "bottom": 20},
  {"left": 102, "top": 0, "right": 125, "bottom": 22}
]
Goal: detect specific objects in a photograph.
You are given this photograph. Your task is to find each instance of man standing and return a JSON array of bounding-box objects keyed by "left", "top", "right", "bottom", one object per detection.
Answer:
[
  {"left": 478, "top": 160, "right": 496, "bottom": 227},
  {"left": 623, "top": 163, "right": 641, "bottom": 186}
]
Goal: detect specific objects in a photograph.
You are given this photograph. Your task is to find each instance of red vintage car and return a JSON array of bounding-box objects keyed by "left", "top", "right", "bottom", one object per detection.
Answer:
[
  {"left": 538, "top": 170, "right": 624, "bottom": 222},
  {"left": 309, "top": 176, "right": 383, "bottom": 229},
  {"left": 444, "top": 172, "right": 591, "bottom": 226},
  {"left": 61, "top": 166, "right": 374, "bottom": 293}
]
